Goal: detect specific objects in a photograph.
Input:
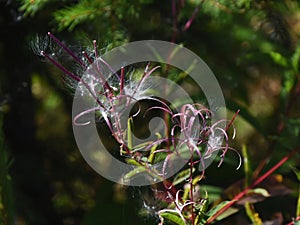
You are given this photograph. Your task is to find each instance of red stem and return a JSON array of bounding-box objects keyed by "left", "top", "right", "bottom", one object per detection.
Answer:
[
  {"left": 189, "top": 158, "right": 195, "bottom": 225},
  {"left": 205, "top": 146, "right": 300, "bottom": 224},
  {"left": 183, "top": 5, "right": 200, "bottom": 31}
]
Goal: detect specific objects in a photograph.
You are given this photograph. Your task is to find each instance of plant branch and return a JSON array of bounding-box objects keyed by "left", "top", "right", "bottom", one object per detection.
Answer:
[{"left": 205, "top": 145, "right": 300, "bottom": 225}]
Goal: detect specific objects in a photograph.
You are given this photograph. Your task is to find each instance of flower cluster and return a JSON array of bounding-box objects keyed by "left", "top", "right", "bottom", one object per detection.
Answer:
[{"left": 39, "top": 33, "right": 240, "bottom": 225}]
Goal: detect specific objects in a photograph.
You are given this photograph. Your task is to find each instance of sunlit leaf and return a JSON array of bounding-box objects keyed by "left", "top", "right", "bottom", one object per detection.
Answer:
[
  {"left": 159, "top": 211, "right": 186, "bottom": 225},
  {"left": 206, "top": 200, "right": 239, "bottom": 221},
  {"left": 54, "top": 3, "right": 97, "bottom": 31},
  {"left": 248, "top": 188, "right": 270, "bottom": 197},
  {"left": 268, "top": 51, "right": 288, "bottom": 67},
  {"left": 281, "top": 70, "right": 296, "bottom": 101}
]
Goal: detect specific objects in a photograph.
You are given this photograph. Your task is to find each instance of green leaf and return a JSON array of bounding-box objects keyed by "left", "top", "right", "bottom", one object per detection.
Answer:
[
  {"left": 123, "top": 160, "right": 163, "bottom": 183},
  {"left": 54, "top": 3, "right": 98, "bottom": 31},
  {"left": 280, "top": 70, "right": 297, "bottom": 109},
  {"left": 122, "top": 166, "right": 148, "bottom": 183},
  {"left": 194, "top": 194, "right": 209, "bottom": 224},
  {"left": 199, "top": 185, "right": 223, "bottom": 203},
  {"left": 172, "top": 168, "right": 195, "bottom": 186},
  {"left": 125, "top": 158, "right": 141, "bottom": 166},
  {"left": 291, "top": 43, "right": 300, "bottom": 72},
  {"left": 159, "top": 211, "right": 186, "bottom": 225},
  {"left": 247, "top": 188, "right": 270, "bottom": 197},
  {"left": 206, "top": 201, "right": 239, "bottom": 221},
  {"left": 195, "top": 197, "right": 209, "bottom": 214},
  {"left": 268, "top": 51, "right": 288, "bottom": 67},
  {"left": 236, "top": 0, "right": 251, "bottom": 9},
  {"left": 19, "top": 0, "right": 49, "bottom": 17},
  {"left": 293, "top": 167, "right": 300, "bottom": 181}
]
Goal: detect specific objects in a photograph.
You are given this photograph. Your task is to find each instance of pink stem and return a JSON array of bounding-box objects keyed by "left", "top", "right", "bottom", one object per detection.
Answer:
[
  {"left": 48, "top": 32, "right": 85, "bottom": 67},
  {"left": 183, "top": 6, "right": 199, "bottom": 31}
]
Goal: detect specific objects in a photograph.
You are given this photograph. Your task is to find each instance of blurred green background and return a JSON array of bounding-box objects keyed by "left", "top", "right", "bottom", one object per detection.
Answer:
[{"left": 0, "top": 0, "right": 300, "bottom": 225}]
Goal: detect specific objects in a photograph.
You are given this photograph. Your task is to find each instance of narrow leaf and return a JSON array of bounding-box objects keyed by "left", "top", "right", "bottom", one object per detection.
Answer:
[
  {"left": 173, "top": 168, "right": 195, "bottom": 186},
  {"left": 269, "top": 51, "right": 288, "bottom": 67},
  {"left": 206, "top": 200, "right": 239, "bottom": 221},
  {"left": 159, "top": 212, "right": 186, "bottom": 225}
]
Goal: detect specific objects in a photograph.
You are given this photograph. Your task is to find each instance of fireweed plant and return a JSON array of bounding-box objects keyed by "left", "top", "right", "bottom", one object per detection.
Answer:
[{"left": 36, "top": 32, "right": 243, "bottom": 225}]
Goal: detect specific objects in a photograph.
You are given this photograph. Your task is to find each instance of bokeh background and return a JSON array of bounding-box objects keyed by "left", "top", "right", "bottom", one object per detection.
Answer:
[{"left": 0, "top": 1, "right": 300, "bottom": 225}]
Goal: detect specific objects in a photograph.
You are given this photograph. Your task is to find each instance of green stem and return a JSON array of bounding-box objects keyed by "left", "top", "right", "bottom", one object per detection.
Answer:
[{"left": 242, "top": 144, "right": 250, "bottom": 189}]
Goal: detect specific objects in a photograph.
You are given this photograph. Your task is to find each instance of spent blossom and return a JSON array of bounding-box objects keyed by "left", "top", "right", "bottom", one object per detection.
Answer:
[{"left": 37, "top": 32, "right": 241, "bottom": 177}]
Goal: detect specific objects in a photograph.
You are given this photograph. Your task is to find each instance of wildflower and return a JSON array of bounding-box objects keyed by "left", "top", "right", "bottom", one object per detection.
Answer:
[
  {"left": 38, "top": 33, "right": 241, "bottom": 185},
  {"left": 38, "top": 33, "right": 158, "bottom": 150},
  {"left": 38, "top": 33, "right": 242, "bottom": 225}
]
